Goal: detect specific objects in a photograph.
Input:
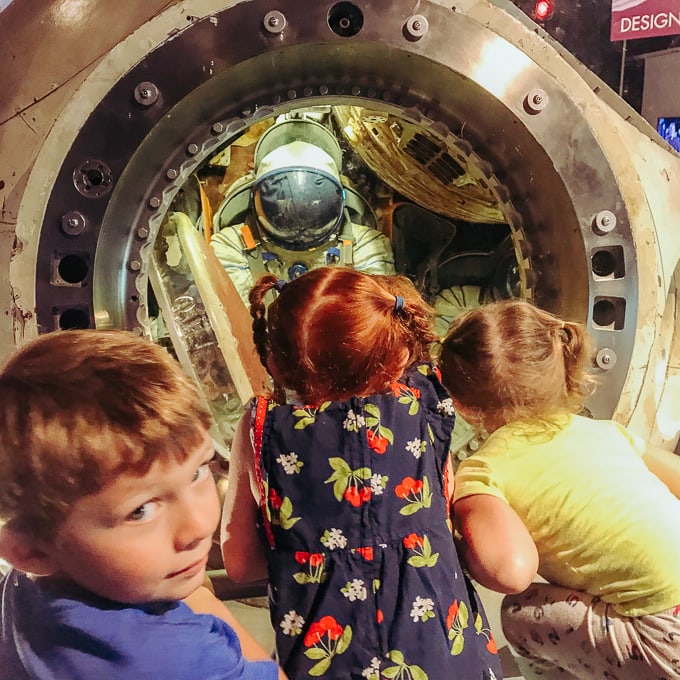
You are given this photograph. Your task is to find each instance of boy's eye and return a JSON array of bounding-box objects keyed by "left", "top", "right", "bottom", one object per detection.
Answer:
[{"left": 127, "top": 503, "right": 155, "bottom": 522}]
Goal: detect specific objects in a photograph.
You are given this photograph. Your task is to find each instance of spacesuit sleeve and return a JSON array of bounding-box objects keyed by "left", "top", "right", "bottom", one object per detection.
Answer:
[
  {"left": 210, "top": 226, "right": 256, "bottom": 306},
  {"left": 351, "top": 224, "right": 396, "bottom": 275}
]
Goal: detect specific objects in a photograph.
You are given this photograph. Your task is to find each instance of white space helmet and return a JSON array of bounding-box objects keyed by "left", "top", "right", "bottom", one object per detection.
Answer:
[{"left": 252, "top": 119, "right": 346, "bottom": 251}]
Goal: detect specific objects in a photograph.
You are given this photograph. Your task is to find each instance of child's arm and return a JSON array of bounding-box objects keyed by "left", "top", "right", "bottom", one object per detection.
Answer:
[
  {"left": 220, "top": 410, "right": 268, "bottom": 583},
  {"left": 643, "top": 445, "right": 680, "bottom": 499},
  {"left": 184, "top": 586, "right": 288, "bottom": 679},
  {"left": 453, "top": 494, "right": 538, "bottom": 594}
]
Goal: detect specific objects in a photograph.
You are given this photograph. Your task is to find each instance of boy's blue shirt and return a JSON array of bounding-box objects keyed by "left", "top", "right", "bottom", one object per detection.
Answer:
[{"left": 0, "top": 569, "right": 278, "bottom": 679}]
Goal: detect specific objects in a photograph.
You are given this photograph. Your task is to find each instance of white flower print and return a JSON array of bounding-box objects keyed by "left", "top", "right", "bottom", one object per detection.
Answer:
[
  {"left": 279, "top": 610, "right": 305, "bottom": 635},
  {"left": 343, "top": 409, "right": 366, "bottom": 432},
  {"left": 410, "top": 595, "right": 435, "bottom": 622},
  {"left": 405, "top": 438, "right": 424, "bottom": 459},
  {"left": 438, "top": 397, "right": 454, "bottom": 417},
  {"left": 369, "top": 473, "right": 386, "bottom": 495},
  {"left": 276, "top": 452, "right": 303, "bottom": 474},
  {"left": 362, "top": 657, "right": 381, "bottom": 679},
  {"left": 320, "top": 528, "right": 348, "bottom": 550},
  {"left": 341, "top": 578, "right": 367, "bottom": 602}
]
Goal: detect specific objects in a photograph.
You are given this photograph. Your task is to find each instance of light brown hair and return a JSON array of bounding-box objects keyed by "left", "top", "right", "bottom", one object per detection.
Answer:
[
  {"left": 439, "top": 299, "right": 596, "bottom": 431},
  {"left": 250, "top": 267, "right": 437, "bottom": 404},
  {"left": 0, "top": 330, "right": 211, "bottom": 540}
]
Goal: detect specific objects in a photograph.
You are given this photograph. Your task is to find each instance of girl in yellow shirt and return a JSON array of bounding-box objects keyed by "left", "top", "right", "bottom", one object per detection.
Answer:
[{"left": 439, "top": 299, "right": 680, "bottom": 679}]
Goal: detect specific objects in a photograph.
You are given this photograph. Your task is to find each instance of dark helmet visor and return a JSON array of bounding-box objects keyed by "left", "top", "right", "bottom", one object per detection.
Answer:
[{"left": 253, "top": 168, "right": 345, "bottom": 251}]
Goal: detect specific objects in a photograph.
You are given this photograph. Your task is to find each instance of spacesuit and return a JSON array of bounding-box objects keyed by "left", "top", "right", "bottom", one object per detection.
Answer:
[
  {"left": 208, "top": 116, "right": 496, "bottom": 456},
  {"left": 210, "top": 117, "right": 395, "bottom": 304}
]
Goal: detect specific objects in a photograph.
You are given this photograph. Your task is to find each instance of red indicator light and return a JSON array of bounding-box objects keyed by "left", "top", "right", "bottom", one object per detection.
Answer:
[{"left": 534, "top": 0, "right": 553, "bottom": 20}]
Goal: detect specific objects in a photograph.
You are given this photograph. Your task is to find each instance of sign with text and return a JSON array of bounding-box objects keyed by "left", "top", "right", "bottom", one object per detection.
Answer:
[{"left": 611, "top": 0, "right": 680, "bottom": 40}]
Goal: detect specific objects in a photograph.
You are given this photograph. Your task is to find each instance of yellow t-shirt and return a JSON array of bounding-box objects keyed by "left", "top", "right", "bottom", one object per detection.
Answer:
[{"left": 453, "top": 414, "right": 680, "bottom": 616}]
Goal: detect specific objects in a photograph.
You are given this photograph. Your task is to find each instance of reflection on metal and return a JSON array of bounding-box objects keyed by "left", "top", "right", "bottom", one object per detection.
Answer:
[
  {"left": 172, "top": 212, "right": 270, "bottom": 404},
  {"left": 150, "top": 213, "right": 246, "bottom": 447}
]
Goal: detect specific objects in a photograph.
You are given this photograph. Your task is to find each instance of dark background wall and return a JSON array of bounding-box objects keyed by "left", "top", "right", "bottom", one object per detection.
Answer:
[{"left": 512, "top": 0, "right": 680, "bottom": 115}]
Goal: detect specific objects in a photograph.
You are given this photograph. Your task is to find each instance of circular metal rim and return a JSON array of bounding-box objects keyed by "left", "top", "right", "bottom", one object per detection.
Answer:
[{"left": 13, "top": 0, "right": 643, "bottom": 419}]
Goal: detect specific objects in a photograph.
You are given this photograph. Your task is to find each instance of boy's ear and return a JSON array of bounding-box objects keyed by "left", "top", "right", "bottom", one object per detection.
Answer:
[{"left": 0, "top": 524, "right": 57, "bottom": 576}]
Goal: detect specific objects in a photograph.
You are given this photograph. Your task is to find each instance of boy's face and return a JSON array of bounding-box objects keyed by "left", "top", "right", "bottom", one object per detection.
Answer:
[{"left": 43, "top": 431, "right": 221, "bottom": 604}]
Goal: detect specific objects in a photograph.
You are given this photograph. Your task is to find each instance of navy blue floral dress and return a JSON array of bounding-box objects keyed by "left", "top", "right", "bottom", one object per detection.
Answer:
[{"left": 251, "top": 363, "right": 502, "bottom": 680}]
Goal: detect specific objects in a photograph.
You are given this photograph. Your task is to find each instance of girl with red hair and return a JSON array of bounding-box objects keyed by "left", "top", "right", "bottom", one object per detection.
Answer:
[{"left": 221, "top": 267, "right": 502, "bottom": 680}]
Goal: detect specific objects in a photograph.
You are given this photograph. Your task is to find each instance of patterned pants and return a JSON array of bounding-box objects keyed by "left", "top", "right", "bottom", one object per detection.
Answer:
[{"left": 501, "top": 583, "right": 680, "bottom": 679}]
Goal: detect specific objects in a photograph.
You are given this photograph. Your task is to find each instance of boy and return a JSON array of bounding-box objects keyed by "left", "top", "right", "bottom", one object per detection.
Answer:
[{"left": 0, "top": 329, "right": 282, "bottom": 679}]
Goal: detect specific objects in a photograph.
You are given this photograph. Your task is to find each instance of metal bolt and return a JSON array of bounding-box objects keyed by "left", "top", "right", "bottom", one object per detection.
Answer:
[
  {"left": 263, "top": 10, "right": 286, "bottom": 34},
  {"left": 165, "top": 168, "right": 178, "bottom": 180},
  {"left": 133, "top": 81, "right": 159, "bottom": 107},
  {"left": 405, "top": 14, "right": 429, "bottom": 39},
  {"left": 128, "top": 260, "right": 142, "bottom": 272},
  {"left": 595, "top": 348, "right": 617, "bottom": 370},
  {"left": 403, "top": 107, "right": 422, "bottom": 123},
  {"left": 524, "top": 88, "right": 549, "bottom": 114},
  {"left": 148, "top": 197, "right": 161, "bottom": 209},
  {"left": 593, "top": 210, "right": 617, "bottom": 234},
  {"left": 136, "top": 226, "right": 150, "bottom": 240},
  {"left": 186, "top": 143, "right": 199, "bottom": 156},
  {"left": 212, "top": 122, "right": 225, "bottom": 135},
  {"left": 60, "top": 211, "right": 86, "bottom": 236}
]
